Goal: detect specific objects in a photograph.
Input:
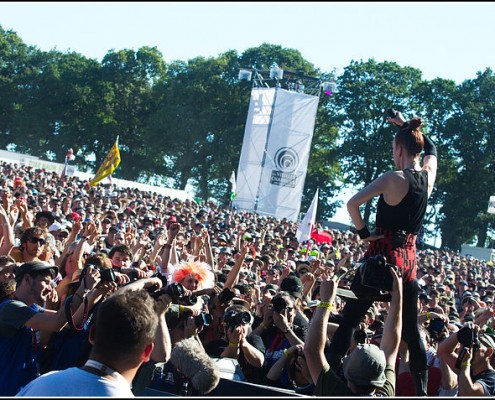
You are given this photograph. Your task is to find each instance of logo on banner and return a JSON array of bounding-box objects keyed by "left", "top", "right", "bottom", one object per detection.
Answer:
[{"left": 270, "top": 147, "right": 299, "bottom": 188}]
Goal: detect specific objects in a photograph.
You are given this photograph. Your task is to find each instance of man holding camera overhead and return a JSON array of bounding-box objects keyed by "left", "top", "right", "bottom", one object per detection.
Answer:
[
  {"left": 326, "top": 110, "right": 438, "bottom": 396},
  {"left": 437, "top": 321, "right": 495, "bottom": 396}
]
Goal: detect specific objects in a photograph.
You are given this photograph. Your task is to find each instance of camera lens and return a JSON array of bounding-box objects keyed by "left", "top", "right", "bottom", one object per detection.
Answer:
[
  {"left": 194, "top": 312, "right": 213, "bottom": 328},
  {"left": 272, "top": 297, "right": 288, "bottom": 314},
  {"left": 457, "top": 326, "right": 474, "bottom": 347}
]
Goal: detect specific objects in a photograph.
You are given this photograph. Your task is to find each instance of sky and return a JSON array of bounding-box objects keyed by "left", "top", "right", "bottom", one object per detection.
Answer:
[
  {"left": 1, "top": 1, "right": 494, "bottom": 84},
  {"left": 1, "top": 1, "right": 494, "bottom": 240}
]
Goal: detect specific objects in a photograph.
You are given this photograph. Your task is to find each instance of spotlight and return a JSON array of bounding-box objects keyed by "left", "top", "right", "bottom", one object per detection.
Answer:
[
  {"left": 269, "top": 63, "right": 284, "bottom": 80},
  {"left": 238, "top": 69, "right": 252, "bottom": 81},
  {"left": 321, "top": 81, "right": 337, "bottom": 95}
]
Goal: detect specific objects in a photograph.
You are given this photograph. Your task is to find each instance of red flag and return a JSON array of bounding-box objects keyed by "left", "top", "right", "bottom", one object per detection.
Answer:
[{"left": 311, "top": 228, "right": 332, "bottom": 244}]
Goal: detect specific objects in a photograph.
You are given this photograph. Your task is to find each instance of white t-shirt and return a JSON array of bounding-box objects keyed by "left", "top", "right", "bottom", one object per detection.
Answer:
[{"left": 16, "top": 367, "right": 134, "bottom": 397}]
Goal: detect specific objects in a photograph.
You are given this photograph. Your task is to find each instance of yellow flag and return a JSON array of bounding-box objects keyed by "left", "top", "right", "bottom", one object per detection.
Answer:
[{"left": 88, "top": 138, "right": 121, "bottom": 186}]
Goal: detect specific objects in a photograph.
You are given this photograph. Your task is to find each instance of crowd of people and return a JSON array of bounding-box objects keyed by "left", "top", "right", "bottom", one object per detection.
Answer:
[{"left": 0, "top": 112, "right": 494, "bottom": 397}]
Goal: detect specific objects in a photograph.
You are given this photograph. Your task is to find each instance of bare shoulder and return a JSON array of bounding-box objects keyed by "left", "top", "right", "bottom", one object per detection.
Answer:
[
  {"left": 380, "top": 171, "right": 409, "bottom": 205},
  {"left": 382, "top": 170, "right": 407, "bottom": 185}
]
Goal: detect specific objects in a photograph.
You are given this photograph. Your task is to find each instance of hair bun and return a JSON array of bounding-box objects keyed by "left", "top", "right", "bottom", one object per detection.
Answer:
[{"left": 408, "top": 117, "right": 423, "bottom": 131}]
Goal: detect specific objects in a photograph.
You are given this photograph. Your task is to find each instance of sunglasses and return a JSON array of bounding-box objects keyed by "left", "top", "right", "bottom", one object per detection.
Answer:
[{"left": 28, "top": 237, "right": 46, "bottom": 245}]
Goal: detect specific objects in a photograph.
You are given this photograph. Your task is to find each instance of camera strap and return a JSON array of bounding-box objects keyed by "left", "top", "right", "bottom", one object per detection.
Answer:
[{"left": 65, "top": 294, "right": 89, "bottom": 331}]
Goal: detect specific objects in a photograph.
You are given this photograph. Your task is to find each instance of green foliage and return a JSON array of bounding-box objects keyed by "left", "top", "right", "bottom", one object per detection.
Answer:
[
  {"left": 324, "top": 59, "right": 423, "bottom": 225},
  {"left": 439, "top": 69, "right": 495, "bottom": 249},
  {"left": 0, "top": 25, "right": 494, "bottom": 250}
]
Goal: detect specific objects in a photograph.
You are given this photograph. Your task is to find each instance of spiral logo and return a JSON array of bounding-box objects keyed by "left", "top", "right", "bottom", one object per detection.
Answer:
[{"left": 274, "top": 147, "right": 299, "bottom": 173}]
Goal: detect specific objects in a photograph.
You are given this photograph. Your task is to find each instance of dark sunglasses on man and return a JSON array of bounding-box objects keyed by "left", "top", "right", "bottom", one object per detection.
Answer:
[{"left": 27, "top": 237, "right": 46, "bottom": 245}]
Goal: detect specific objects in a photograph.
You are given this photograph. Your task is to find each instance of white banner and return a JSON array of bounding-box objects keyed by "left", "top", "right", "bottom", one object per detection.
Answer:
[
  {"left": 488, "top": 196, "right": 495, "bottom": 214},
  {"left": 233, "top": 87, "right": 319, "bottom": 221}
]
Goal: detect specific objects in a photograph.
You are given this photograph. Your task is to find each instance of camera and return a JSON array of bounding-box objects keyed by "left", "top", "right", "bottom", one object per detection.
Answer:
[
  {"left": 272, "top": 296, "right": 288, "bottom": 314},
  {"left": 359, "top": 255, "right": 395, "bottom": 292},
  {"left": 457, "top": 326, "right": 480, "bottom": 349},
  {"left": 218, "top": 288, "right": 235, "bottom": 305},
  {"left": 429, "top": 317, "right": 446, "bottom": 334},
  {"left": 194, "top": 312, "right": 213, "bottom": 328},
  {"left": 146, "top": 273, "right": 197, "bottom": 305},
  {"left": 455, "top": 326, "right": 481, "bottom": 369},
  {"left": 224, "top": 309, "right": 252, "bottom": 329},
  {"left": 81, "top": 264, "right": 117, "bottom": 283},
  {"left": 100, "top": 268, "right": 117, "bottom": 283}
]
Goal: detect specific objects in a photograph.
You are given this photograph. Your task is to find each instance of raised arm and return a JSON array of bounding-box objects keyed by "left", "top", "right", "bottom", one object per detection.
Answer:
[
  {"left": 0, "top": 205, "right": 15, "bottom": 255},
  {"left": 421, "top": 133, "right": 438, "bottom": 197},
  {"left": 304, "top": 275, "right": 338, "bottom": 384}
]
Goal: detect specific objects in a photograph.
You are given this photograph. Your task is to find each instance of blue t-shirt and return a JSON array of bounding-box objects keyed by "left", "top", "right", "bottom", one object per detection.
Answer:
[{"left": 0, "top": 299, "right": 42, "bottom": 396}]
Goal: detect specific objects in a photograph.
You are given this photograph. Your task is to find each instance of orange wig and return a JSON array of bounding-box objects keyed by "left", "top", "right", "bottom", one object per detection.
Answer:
[{"left": 171, "top": 260, "right": 215, "bottom": 289}]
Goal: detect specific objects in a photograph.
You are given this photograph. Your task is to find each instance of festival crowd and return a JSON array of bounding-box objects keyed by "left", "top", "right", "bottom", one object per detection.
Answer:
[{"left": 0, "top": 160, "right": 494, "bottom": 397}]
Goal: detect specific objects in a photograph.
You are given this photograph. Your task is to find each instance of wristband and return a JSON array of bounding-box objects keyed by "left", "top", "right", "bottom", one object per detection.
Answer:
[
  {"left": 259, "top": 322, "right": 267, "bottom": 330},
  {"left": 283, "top": 348, "right": 290, "bottom": 358},
  {"left": 228, "top": 341, "right": 239, "bottom": 348},
  {"left": 423, "top": 134, "right": 437, "bottom": 157},
  {"left": 461, "top": 361, "right": 471, "bottom": 368},
  {"left": 357, "top": 226, "right": 371, "bottom": 240},
  {"left": 426, "top": 312, "right": 431, "bottom": 321},
  {"left": 178, "top": 305, "right": 184, "bottom": 316},
  {"left": 318, "top": 301, "right": 333, "bottom": 311}
]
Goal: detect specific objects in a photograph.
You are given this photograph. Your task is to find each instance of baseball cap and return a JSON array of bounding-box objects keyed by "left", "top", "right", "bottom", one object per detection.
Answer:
[
  {"left": 262, "top": 283, "right": 279, "bottom": 295},
  {"left": 479, "top": 333, "right": 495, "bottom": 349},
  {"left": 15, "top": 261, "right": 58, "bottom": 284},
  {"left": 280, "top": 275, "right": 303, "bottom": 299},
  {"left": 343, "top": 343, "right": 386, "bottom": 387}
]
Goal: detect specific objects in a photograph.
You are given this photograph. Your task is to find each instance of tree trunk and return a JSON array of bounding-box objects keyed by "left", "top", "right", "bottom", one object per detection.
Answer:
[{"left": 476, "top": 219, "right": 488, "bottom": 247}]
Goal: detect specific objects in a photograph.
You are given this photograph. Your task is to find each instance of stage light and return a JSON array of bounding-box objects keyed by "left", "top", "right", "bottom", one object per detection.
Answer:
[
  {"left": 238, "top": 69, "right": 252, "bottom": 81},
  {"left": 269, "top": 63, "right": 284, "bottom": 80},
  {"left": 321, "top": 81, "right": 337, "bottom": 95}
]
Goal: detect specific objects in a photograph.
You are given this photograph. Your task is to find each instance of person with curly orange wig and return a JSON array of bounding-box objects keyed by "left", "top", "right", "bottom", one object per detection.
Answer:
[{"left": 171, "top": 260, "right": 215, "bottom": 291}]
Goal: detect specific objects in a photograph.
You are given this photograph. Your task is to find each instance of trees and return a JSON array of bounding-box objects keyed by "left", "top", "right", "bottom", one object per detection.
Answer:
[
  {"left": 96, "top": 47, "right": 167, "bottom": 181},
  {"left": 439, "top": 69, "right": 495, "bottom": 249},
  {"left": 1, "top": 24, "right": 493, "bottom": 250},
  {"left": 324, "top": 59, "right": 424, "bottom": 226}
]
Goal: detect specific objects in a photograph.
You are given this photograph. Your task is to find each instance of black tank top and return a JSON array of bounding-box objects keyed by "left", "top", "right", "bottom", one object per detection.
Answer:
[{"left": 375, "top": 169, "right": 428, "bottom": 234}]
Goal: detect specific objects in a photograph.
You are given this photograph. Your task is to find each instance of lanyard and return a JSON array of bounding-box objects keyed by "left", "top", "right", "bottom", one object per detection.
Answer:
[{"left": 84, "top": 360, "right": 129, "bottom": 387}]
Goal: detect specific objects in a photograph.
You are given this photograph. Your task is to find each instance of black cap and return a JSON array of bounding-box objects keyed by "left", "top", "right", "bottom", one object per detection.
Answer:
[
  {"left": 280, "top": 275, "right": 303, "bottom": 299},
  {"left": 15, "top": 261, "right": 58, "bottom": 284}
]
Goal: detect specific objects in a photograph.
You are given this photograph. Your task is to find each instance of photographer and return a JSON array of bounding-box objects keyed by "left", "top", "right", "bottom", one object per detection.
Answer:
[
  {"left": 265, "top": 343, "right": 314, "bottom": 394},
  {"left": 437, "top": 321, "right": 495, "bottom": 395},
  {"left": 256, "top": 291, "right": 306, "bottom": 374},
  {"left": 0, "top": 261, "right": 100, "bottom": 395},
  {"left": 205, "top": 304, "right": 265, "bottom": 383},
  {"left": 305, "top": 266, "right": 402, "bottom": 396},
  {"left": 40, "top": 253, "right": 119, "bottom": 374},
  {"left": 327, "top": 110, "right": 438, "bottom": 396},
  {"left": 17, "top": 288, "right": 159, "bottom": 396}
]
